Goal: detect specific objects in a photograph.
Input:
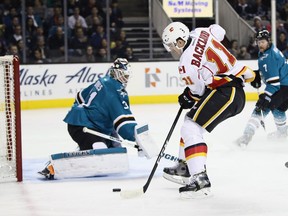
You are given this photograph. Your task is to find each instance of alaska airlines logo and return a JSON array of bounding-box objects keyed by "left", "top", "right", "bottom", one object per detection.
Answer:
[{"left": 145, "top": 68, "right": 161, "bottom": 87}]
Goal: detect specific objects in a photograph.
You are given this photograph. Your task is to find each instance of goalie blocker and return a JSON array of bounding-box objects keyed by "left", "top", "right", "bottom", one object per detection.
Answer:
[{"left": 47, "top": 147, "right": 129, "bottom": 179}]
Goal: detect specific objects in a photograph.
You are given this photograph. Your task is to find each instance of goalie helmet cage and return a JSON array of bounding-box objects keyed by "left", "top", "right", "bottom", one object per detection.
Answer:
[{"left": 0, "top": 55, "right": 22, "bottom": 182}]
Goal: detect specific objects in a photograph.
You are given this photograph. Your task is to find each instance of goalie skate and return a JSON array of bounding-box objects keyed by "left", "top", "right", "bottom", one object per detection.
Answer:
[
  {"left": 163, "top": 160, "right": 190, "bottom": 185},
  {"left": 179, "top": 171, "right": 212, "bottom": 199},
  {"left": 38, "top": 162, "right": 55, "bottom": 180}
]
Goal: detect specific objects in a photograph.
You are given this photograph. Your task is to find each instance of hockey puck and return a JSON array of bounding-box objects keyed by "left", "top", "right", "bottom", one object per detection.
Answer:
[
  {"left": 285, "top": 162, "right": 288, "bottom": 168},
  {"left": 113, "top": 188, "right": 121, "bottom": 192}
]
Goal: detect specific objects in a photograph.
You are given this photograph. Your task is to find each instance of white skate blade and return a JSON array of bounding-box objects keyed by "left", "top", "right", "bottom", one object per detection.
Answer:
[
  {"left": 163, "top": 172, "right": 190, "bottom": 185},
  {"left": 180, "top": 187, "right": 212, "bottom": 199}
]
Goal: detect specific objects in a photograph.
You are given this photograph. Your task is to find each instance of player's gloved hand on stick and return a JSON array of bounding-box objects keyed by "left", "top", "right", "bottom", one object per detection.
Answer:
[
  {"left": 256, "top": 93, "right": 271, "bottom": 111},
  {"left": 269, "top": 86, "right": 288, "bottom": 110},
  {"left": 178, "top": 87, "right": 199, "bottom": 109},
  {"left": 250, "top": 70, "right": 261, "bottom": 89}
]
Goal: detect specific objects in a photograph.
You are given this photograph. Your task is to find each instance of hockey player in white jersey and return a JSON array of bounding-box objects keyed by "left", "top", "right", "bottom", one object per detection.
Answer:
[{"left": 162, "top": 22, "right": 255, "bottom": 198}]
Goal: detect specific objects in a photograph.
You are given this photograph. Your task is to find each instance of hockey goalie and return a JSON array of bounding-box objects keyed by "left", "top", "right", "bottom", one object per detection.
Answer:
[{"left": 38, "top": 58, "right": 158, "bottom": 180}]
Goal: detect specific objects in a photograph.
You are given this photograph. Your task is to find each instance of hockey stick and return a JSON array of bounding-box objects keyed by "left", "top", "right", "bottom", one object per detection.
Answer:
[
  {"left": 83, "top": 127, "right": 137, "bottom": 148},
  {"left": 83, "top": 127, "right": 181, "bottom": 162},
  {"left": 119, "top": 106, "right": 183, "bottom": 199},
  {"left": 256, "top": 89, "right": 266, "bottom": 131}
]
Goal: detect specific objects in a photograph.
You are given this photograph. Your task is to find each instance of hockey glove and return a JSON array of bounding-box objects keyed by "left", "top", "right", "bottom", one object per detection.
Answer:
[
  {"left": 269, "top": 85, "right": 288, "bottom": 110},
  {"left": 178, "top": 87, "right": 199, "bottom": 109},
  {"left": 250, "top": 70, "right": 261, "bottom": 89},
  {"left": 256, "top": 93, "right": 271, "bottom": 111}
]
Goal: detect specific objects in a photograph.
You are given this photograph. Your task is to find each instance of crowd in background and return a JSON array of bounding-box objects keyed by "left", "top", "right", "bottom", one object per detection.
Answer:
[
  {"left": 0, "top": 0, "right": 137, "bottom": 64},
  {"left": 1, "top": 0, "right": 288, "bottom": 64},
  {"left": 228, "top": 0, "right": 288, "bottom": 60}
]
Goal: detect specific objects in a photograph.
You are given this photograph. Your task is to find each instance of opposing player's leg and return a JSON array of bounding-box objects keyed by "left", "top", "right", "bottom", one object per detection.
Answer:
[
  {"left": 236, "top": 108, "right": 268, "bottom": 147},
  {"left": 268, "top": 109, "right": 288, "bottom": 140}
]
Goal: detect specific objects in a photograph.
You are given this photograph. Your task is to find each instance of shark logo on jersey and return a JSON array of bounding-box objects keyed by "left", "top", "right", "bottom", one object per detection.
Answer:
[
  {"left": 117, "top": 88, "right": 127, "bottom": 98},
  {"left": 259, "top": 53, "right": 269, "bottom": 61}
]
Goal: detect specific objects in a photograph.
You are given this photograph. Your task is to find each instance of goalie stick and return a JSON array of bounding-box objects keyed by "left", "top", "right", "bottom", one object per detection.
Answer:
[
  {"left": 119, "top": 106, "right": 183, "bottom": 199},
  {"left": 83, "top": 127, "right": 180, "bottom": 162}
]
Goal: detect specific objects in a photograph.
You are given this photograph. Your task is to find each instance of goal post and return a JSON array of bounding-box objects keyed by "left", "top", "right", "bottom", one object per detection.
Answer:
[{"left": 0, "top": 55, "right": 22, "bottom": 182}]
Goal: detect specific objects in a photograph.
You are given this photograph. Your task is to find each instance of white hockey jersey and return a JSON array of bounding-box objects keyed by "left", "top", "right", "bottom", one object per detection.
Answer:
[{"left": 178, "top": 24, "right": 255, "bottom": 97}]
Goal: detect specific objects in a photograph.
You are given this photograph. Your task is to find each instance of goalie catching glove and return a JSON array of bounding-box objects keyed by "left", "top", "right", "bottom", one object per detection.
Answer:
[
  {"left": 134, "top": 124, "right": 159, "bottom": 159},
  {"left": 178, "top": 87, "right": 200, "bottom": 109}
]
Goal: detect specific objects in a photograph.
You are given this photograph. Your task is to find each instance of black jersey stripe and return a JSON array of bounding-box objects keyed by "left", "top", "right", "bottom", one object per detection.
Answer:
[{"left": 114, "top": 115, "right": 136, "bottom": 130}]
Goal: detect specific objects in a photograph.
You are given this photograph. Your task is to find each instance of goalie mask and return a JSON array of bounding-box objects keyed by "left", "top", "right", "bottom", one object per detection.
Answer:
[
  {"left": 162, "top": 22, "right": 190, "bottom": 59},
  {"left": 109, "top": 58, "right": 132, "bottom": 86}
]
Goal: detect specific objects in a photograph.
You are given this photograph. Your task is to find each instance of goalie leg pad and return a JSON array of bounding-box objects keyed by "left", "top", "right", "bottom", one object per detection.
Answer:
[
  {"left": 50, "top": 147, "right": 129, "bottom": 179},
  {"left": 135, "top": 124, "right": 159, "bottom": 159}
]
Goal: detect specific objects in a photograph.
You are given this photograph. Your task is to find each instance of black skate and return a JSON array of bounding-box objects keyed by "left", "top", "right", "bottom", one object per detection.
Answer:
[
  {"left": 179, "top": 171, "right": 211, "bottom": 198},
  {"left": 163, "top": 160, "right": 190, "bottom": 185},
  {"left": 38, "top": 163, "right": 55, "bottom": 180}
]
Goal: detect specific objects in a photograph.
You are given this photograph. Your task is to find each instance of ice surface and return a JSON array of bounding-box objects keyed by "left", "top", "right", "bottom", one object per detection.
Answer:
[{"left": 1, "top": 102, "right": 288, "bottom": 216}]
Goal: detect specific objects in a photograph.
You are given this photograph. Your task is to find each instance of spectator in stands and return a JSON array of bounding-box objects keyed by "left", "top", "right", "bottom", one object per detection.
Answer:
[
  {"left": 85, "top": 6, "right": 104, "bottom": 31},
  {"left": 33, "top": 0, "right": 46, "bottom": 21},
  {"left": 234, "top": 0, "right": 253, "bottom": 20},
  {"left": 0, "top": 39, "right": 7, "bottom": 56},
  {"left": 247, "top": 34, "right": 259, "bottom": 59},
  {"left": 228, "top": 39, "right": 240, "bottom": 57},
  {"left": 111, "top": 39, "right": 126, "bottom": 59},
  {"left": 250, "top": 0, "right": 269, "bottom": 21},
  {"left": 237, "top": 45, "right": 251, "bottom": 60},
  {"left": 277, "top": 32, "right": 288, "bottom": 52},
  {"left": 26, "top": 6, "right": 43, "bottom": 28},
  {"left": 89, "top": 24, "right": 106, "bottom": 50},
  {"left": 3, "top": 15, "right": 20, "bottom": 43},
  {"left": 26, "top": 17, "right": 37, "bottom": 50},
  {"left": 47, "top": 26, "right": 65, "bottom": 60},
  {"left": 69, "top": 27, "right": 88, "bottom": 56},
  {"left": 68, "top": 7, "right": 88, "bottom": 31},
  {"left": 3, "top": 6, "right": 21, "bottom": 32},
  {"left": 81, "top": 0, "right": 104, "bottom": 18},
  {"left": 48, "top": 15, "right": 71, "bottom": 38},
  {"left": 7, "top": 24, "right": 22, "bottom": 47},
  {"left": 29, "top": 47, "right": 49, "bottom": 63},
  {"left": 117, "top": 30, "right": 129, "bottom": 48},
  {"left": 32, "top": 35, "right": 50, "bottom": 62},
  {"left": 6, "top": 44, "right": 20, "bottom": 58},
  {"left": 45, "top": 5, "right": 63, "bottom": 30},
  {"left": 80, "top": 45, "right": 96, "bottom": 62},
  {"left": 95, "top": 47, "right": 107, "bottom": 62},
  {"left": 124, "top": 46, "right": 137, "bottom": 61},
  {"left": 87, "top": 16, "right": 103, "bottom": 36},
  {"left": 16, "top": 39, "right": 24, "bottom": 61},
  {"left": 252, "top": 16, "right": 270, "bottom": 33},
  {"left": 110, "top": 0, "right": 124, "bottom": 29}
]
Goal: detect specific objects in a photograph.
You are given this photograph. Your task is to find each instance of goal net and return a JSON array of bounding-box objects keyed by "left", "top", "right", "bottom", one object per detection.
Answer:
[{"left": 0, "top": 55, "right": 22, "bottom": 182}]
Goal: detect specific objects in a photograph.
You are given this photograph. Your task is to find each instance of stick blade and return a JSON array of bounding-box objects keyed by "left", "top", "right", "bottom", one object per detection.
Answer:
[{"left": 120, "top": 188, "right": 144, "bottom": 199}]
